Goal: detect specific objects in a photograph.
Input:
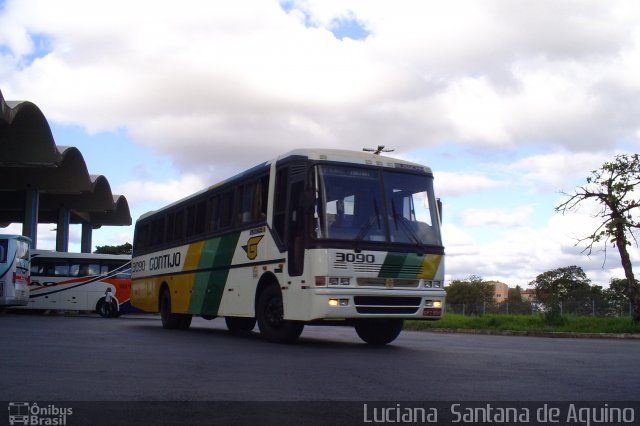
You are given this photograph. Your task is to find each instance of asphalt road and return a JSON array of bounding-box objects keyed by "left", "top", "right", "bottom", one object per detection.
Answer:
[{"left": 1, "top": 313, "right": 639, "bottom": 425}]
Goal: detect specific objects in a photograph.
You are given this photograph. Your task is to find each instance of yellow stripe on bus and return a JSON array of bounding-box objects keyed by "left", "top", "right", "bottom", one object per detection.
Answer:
[{"left": 417, "top": 254, "right": 442, "bottom": 280}]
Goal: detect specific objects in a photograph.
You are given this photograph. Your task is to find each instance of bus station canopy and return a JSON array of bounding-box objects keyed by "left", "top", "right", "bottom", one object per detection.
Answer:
[{"left": 0, "top": 90, "right": 131, "bottom": 251}]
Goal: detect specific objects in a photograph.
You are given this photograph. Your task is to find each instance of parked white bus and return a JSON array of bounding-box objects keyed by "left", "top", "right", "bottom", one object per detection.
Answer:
[
  {"left": 0, "top": 234, "right": 31, "bottom": 307},
  {"left": 132, "top": 149, "right": 445, "bottom": 344},
  {"left": 20, "top": 250, "right": 134, "bottom": 317}
]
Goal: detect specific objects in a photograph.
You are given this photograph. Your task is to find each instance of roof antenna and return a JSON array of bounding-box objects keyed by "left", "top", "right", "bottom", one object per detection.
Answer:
[{"left": 363, "top": 145, "right": 394, "bottom": 155}]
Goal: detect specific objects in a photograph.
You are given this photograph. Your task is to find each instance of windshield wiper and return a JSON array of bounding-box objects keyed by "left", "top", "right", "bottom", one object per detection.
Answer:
[
  {"left": 391, "top": 200, "right": 426, "bottom": 255},
  {"left": 353, "top": 199, "right": 381, "bottom": 252}
]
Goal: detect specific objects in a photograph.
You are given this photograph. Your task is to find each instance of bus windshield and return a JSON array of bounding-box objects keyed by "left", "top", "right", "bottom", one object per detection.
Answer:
[{"left": 313, "top": 165, "right": 442, "bottom": 247}]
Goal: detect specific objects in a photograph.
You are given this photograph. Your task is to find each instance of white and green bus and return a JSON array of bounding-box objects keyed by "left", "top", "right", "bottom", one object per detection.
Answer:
[{"left": 131, "top": 149, "right": 445, "bottom": 344}]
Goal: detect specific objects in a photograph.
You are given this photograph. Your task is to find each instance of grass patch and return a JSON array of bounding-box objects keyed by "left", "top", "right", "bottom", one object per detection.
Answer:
[{"left": 405, "top": 313, "right": 640, "bottom": 334}]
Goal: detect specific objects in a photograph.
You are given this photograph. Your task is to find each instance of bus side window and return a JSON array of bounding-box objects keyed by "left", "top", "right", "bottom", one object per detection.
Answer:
[
  {"left": 54, "top": 262, "right": 70, "bottom": 277},
  {"left": 166, "top": 212, "right": 176, "bottom": 243},
  {"left": 194, "top": 200, "right": 207, "bottom": 234},
  {"left": 81, "top": 263, "right": 100, "bottom": 276},
  {"left": 186, "top": 205, "right": 196, "bottom": 237},
  {"left": 135, "top": 223, "right": 150, "bottom": 252},
  {"left": 31, "top": 260, "right": 44, "bottom": 276},
  {"left": 220, "top": 190, "right": 235, "bottom": 229},
  {"left": 69, "top": 263, "right": 80, "bottom": 277},
  {"left": 238, "top": 181, "right": 256, "bottom": 223},
  {"left": 257, "top": 175, "right": 269, "bottom": 221},
  {"left": 0, "top": 239, "right": 6, "bottom": 263},
  {"left": 106, "top": 261, "right": 131, "bottom": 278},
  {"left": 174, "top": 210, "right": 184, "bottom": 242},
  {"left": 150, "top": 217, "right": 165, "bottom": 248},
  {"left": 209, "top": 196, "right": 220, "bottom": 232}
]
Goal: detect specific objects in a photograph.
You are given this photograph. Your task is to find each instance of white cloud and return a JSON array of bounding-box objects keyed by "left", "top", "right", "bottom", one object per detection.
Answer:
[
  {"left": 459, "top": 206, "right": 533, "bottom": 228},
  {"left": 1, "top": 0, "right": 639, "bottom": 174},
  {"left": 435, "top": 171, "right": 506, "bottom": 197},
  {"left": 116, "top": 174, "right": 207, "bottom": 206},
  {"left": 444, "top": 209, "right": 638, "bottom": 287},
  {"left": 508, "top": 151, "right": 611, "bottom": 193}
]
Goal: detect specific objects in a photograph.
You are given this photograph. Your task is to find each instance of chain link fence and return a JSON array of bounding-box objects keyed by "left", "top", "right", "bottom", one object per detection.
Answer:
[{"left": 446, "top": 300, "right": 633, "bottom": 317}]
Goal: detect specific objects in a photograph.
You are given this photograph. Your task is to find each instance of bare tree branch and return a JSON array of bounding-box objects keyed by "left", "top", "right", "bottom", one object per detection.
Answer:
[{"left": 556, "top": 153, "right": 640, "bottom": 323}]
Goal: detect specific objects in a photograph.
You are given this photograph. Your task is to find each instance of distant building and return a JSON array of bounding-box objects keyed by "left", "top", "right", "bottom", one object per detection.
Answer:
[
  {"left": 486, "top": 281, "right": 509, "bottom": 303},
  {"left": 520, "top": 288, "right": 537, "bottom": 301}
]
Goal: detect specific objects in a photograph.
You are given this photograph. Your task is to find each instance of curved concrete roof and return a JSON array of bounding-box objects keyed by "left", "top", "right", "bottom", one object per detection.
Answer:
[{"left": 0, "top": 89, "right": 132, "bottom": 228}]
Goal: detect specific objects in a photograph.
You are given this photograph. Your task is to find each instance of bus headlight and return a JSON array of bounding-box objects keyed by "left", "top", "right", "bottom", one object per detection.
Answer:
[
  {"left": 329, "top": 298, "right": 349, "bottom": 307},
  {"left": 425, "top": 300, "right": 443, "bottom": 308}
]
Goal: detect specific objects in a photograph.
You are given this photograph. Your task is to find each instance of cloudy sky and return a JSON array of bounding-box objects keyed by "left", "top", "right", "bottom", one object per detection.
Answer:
[{"left": 2, "top": 0, "right": 639, "bottom": 288}]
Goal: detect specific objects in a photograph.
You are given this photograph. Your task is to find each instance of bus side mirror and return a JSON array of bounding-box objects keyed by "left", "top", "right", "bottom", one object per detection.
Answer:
[{"left": 437, "top": 198, "right": 443, "bottom": 223}]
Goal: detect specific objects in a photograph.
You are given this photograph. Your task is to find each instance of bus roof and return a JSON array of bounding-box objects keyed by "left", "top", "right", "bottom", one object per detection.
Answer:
[
  {"left": 0, "top": 234, "right": 32, "bottom": 243},
  {"left": 137, "top": 149, "right": 432, "bottom": 222},
  {"left": 276, "top": 149, "right": 432, "bottom": 174},
  {"left": 31, "top": 250, "right": 131, "bottom": 260}
]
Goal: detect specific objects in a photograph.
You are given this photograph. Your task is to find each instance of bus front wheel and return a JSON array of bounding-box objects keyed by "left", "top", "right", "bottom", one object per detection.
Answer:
[
  {"left": 96, "top": 298, "right": 118, "bottom": 318},
  {"left": 355, "top": 318, "right": 404, "bottom": 345},
  {"left": 256, "top": 285, "right": 303, "bottom": 343},
  {"left": 160, "top": 289, "right": 192, "bottom": 330}
]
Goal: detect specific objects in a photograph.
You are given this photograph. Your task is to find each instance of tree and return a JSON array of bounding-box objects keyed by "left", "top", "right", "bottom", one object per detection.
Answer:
[
  {"left": 603, "top": 278, "right": 635, "bottom": 316},
  {"left": 506, "top": 285, "right": 532, "bottom": 314},
  {"left": 94, "top": 242, "right": 132, "bottom": 255},
  {"left": 556, "top": 153, "right": 640, "bottom": 323},
  {"left": 507, "top": 285, "right": 524, "bottom": 304},
  {"left": 530, "top": 266, "right": 593, "bottom": 315},
  {"left": 445, "top": 275, "right": 494, "bottom": 314}
]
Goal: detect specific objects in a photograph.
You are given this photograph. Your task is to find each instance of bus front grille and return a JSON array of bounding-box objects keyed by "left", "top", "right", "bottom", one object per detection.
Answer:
[
  {"left": 356, "top": 278, "right": 420, "bottom": 288},
  {"left": 353, "top": 296, "right": 421, "bottom": 315}
]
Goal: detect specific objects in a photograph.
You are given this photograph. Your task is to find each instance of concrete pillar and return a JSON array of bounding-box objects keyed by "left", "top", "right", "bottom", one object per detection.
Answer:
[
  {"left": 81, "top": 223, "right": 93, "bottom": 253},
  {"left": 56, "top": 207, "right": 70, "bottom": 252},
  {"left": 22, "top": 188, "right": 39, "bottom": 249}
]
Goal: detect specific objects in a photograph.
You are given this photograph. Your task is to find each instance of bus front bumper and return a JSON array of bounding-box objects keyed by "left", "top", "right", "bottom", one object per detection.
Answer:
[{"left": 305, "top": 288, "right": 446, "bottom": 321}]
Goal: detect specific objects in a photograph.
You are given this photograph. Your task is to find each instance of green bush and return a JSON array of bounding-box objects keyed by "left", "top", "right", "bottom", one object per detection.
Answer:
[{"left": 405, "top": 313, "right": 640, "bottom": 334}]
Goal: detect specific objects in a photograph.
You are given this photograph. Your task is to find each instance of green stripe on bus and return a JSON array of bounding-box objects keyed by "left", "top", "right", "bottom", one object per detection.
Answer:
[
  {"left": 378, "top": 252, "right": 424, "bottom": 279},
  {"left": 188, "top": 233, "right": 240, "bottom": 315}
]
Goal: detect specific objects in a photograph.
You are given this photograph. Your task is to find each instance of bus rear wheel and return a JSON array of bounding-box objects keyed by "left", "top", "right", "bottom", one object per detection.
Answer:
[
  {"left": 256, "top": 285, "right": 303, "bottom": 343},
  {"left": 354, "top": 318, "right": 404, "bottom": 345},
  {"left": 225, "top": 316, "right": 257, "bottom": 332},
  {"left": 160, "top": 289, "right": 192, "bottom": 330}
]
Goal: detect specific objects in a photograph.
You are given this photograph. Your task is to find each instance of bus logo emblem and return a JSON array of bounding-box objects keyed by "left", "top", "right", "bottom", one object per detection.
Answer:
[
  {"left": 242, "top": 235, "right": 264, "bottom": 260},
  {"left": 385, "top": 278, "right": 394, "bottom": 288}
]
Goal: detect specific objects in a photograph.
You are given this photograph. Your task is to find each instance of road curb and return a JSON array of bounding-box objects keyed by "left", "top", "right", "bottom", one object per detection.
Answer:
[{"left": 416, "top": 327, "right": 640, "bottom": 340}]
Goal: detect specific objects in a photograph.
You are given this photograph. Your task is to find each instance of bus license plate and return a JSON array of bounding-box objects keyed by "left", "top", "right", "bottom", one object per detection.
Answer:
[{"left": 423, "top": 308, "right": 441, "bottom": 317}]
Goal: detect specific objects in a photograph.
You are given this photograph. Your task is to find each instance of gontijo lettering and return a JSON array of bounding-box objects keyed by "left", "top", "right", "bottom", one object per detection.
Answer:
[{"left": 149, "top": 252, "right": 181, "bottom": 271}]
